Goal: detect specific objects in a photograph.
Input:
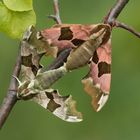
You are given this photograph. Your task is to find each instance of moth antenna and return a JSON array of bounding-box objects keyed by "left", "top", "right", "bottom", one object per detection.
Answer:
[
  {"left": 36, "top": 31, "right": 43, "bottom": 40},
  {"left": 22, "top": 25, "right": 34, "bottom": 41},
  {"left": 12, "top": 75, "right": 22, "bottom": 86}
]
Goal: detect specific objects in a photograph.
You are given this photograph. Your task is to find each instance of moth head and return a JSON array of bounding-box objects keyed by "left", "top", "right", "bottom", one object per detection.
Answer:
[
  {"left": 22, "top": 25, "right": 35, "bottom": 41},
  {"left": 22, "top": 25, "right": 42, "bottom": 44},
  {"left": 17, "top": 80, "right": 37, "bottom": 100}
]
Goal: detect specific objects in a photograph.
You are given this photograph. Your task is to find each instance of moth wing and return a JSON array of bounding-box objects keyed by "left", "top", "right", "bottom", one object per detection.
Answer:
[
  {"left": 82, "top": 39, "right": 111, "bottom": 111},
  {"left": 32, "top": 89, "right": 83, "bottom": 122},
  {"left": 20, "top": 25, "right": 48, "bottom": 81}
]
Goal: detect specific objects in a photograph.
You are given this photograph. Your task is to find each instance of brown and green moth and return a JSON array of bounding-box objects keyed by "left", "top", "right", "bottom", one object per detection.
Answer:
[
  {"left": 17, "top": 26, "right": 82, "bottom": 122},
  {"left": 41, "top": 23, "right": 111, "bottom": 112},
  {"left": 17, "top": 23, "right": 111, "bottom": 122}
]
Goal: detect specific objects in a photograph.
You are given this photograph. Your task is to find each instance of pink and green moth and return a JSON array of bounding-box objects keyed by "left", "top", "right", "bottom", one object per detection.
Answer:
[
  {"left": 17, "top": 23, "right": 111, "bottom": 122},
  {"left": 41, "top": 24, "right": 111, "bottom": 112}
]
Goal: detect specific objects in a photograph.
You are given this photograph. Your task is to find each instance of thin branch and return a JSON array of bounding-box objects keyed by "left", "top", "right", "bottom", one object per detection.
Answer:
[
  {"left": 48, "top": 0, "right": 62, "bottom": 24},
  {"left": 104, "top": 0, "right": 140, "bottom": 38},
  {"left": 114, "top": 21, "right": 140, "bottom": 38},
  {"left": 104, "top": 0, "right": 129, "bottom": 26},
  {"left": 0, "top": 46, "right": 21, "bottom": 129},
  {"left": 46, "top": 48, "right": 71, "bottom": 70}
]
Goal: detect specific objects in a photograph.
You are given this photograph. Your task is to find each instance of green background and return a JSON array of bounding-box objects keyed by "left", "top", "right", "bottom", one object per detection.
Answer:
[{"left": 0, "top": 0, "right": 140, "bottom": 140}]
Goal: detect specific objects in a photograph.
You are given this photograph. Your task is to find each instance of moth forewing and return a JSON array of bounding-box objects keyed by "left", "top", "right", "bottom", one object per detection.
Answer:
[
  {"left": 82, "top": 39, "right": 111, "bottom": 112},
  {"left": 32, "top": 89, "right": 83, "bottom": 122},
  {"left": 25, "top": 26, "right": 50, "bottom": 54},
  {"left": 20, "top": 26, "right": 47, "bottom": 80},
  {"left": 41, "top": 24, "right": 111, "bottom": 57}
]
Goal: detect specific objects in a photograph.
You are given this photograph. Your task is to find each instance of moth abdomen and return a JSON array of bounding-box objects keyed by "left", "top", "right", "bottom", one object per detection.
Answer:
[
  {"left": 65, "top": 44, "right": 93, "bottom": 70},
  {"left": 34, "top": 66, "right": 67, "bottom": 90},
  {"left": 65, "top": 28, "right": 107, "bottom": 71}
]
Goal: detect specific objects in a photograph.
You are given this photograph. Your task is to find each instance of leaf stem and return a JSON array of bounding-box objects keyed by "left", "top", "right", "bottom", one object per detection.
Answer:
[
  {"left": 114, "top": 21, "right": 140, "bottom": 38},
  {"left": 48, "top": 0, "right": 62, "bottom": 24},
  {"left": 104, "top": 0, "right": 129, "bottom": 26}
]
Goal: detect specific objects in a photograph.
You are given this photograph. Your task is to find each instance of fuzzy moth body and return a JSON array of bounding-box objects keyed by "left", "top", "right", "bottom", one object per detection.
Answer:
[{"left": 34, "top": 66, "right": 67, "bottom": 90}]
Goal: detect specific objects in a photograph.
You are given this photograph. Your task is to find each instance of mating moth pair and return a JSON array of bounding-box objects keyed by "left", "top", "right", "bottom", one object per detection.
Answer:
[{"left": 17, "top": 23, "right": 111, "bottom": 122}]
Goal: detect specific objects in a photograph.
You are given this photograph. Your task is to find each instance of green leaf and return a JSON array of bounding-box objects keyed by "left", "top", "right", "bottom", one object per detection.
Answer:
[
  {"left": 0, "top": 2, "right": 11, "bottom": 27},
  {"left": 0, "top": 2, "right": 36, "bottom": 39},
  {"left": 3, "top": 0, "right": 33, "bottom": 11}
]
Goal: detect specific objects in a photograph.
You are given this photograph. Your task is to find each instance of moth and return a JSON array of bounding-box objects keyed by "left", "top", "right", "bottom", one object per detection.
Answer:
[
  {"left": 82, "top": 39, "right": 111, "bottom": 111},
  {"left": 17, "top": 23, "right": 111, "bottom": 122},
  {"left": 18, "top": 26, "right": 82, "bottom": 122},
  {"left": 41, "top": 23, "right": 111, "bottom": 111}
]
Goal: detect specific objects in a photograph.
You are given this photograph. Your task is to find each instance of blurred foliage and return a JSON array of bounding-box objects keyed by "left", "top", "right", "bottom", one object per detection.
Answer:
[
  {"left": 0, "top": 0, "right": 36, "bottom": 38},
  {"left": 3, "top": 0, "right": 33, "bottom": 11},
  {"left": 0, "top": 0, "right": 140, "bottom": 140}
]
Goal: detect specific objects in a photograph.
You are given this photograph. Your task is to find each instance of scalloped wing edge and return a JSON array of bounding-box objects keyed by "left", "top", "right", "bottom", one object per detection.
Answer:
[
  {"left": 81, "top": 39, "right": 111, "bottom": 112},
  {"left": 32, "top": 89, "right": 83, "bottom": 122},
  {"left": 82, "top": 77, "right": 109, "bottom": 112}
]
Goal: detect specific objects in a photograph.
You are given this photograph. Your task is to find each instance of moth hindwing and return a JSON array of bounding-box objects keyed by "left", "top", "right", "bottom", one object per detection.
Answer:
[{"left": 82, "top": 39, "right": 111, "bottom": 112}]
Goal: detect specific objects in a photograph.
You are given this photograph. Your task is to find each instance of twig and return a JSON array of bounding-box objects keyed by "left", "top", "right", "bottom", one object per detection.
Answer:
[
  {"left": 48, "top": 0, "right": 62, "bottom": 24},
  {"left": 0, "top": 46, "right": 21, "bottom": 129},
  {"left": 104, "top": 0, "right": 129, "bottom": 26},
  {"left": 114, "top": 21, "right": 140, "bottom": 38},
  {"left": 46, "top": 48, "right": 71, "bottom": 70},
  {"left": 104, "top": 0, "right": 140, "bottom": 38}
]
